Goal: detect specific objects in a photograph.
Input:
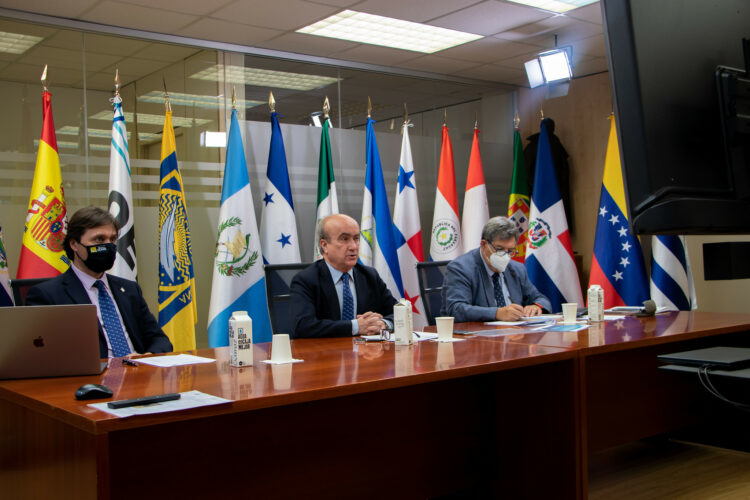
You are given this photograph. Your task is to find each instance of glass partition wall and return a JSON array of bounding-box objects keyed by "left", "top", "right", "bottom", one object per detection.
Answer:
[{"left": 0, "top": 16, "right": 515, "bottom": 347}]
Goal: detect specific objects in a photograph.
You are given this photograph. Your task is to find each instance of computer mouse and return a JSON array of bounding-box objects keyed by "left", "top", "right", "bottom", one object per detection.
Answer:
[{"left": 75, "top": 383, "right": 114, "bottom": 401}]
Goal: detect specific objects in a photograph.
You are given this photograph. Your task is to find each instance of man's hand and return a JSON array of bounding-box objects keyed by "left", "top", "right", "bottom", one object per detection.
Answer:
[
  {"left": 523, "top": 304, "right": 542, "bottom": 317},
  {"left": 495, "top": 304, "right": 524, "bottom": 321},
  {"left": 356, "top": 311, "right": 386, "bottom": 335}
]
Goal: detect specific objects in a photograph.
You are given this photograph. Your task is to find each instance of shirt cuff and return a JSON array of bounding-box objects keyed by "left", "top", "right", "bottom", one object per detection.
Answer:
[
  {"left": 382, "top": 318, "right": 393, "bottom": 330},
  {"left": 351, "top": 319, "right": 359, "bottom": 335}
]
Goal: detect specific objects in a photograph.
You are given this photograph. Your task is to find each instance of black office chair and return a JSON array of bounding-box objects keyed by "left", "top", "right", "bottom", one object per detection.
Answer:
[
  {"left": 264, "top": 262, "right": 310, "bottom": 334},
  {"left": 10, "top": 277, "right": 51, "bottom": 306},
  {"left": 415, "top": 260, "right": 450, "bottom": 326}
]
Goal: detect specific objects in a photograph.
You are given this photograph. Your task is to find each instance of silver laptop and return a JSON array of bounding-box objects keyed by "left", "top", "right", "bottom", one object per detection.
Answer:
[{"left": 0, "top": 304, "right": 106, "bottom": 379}]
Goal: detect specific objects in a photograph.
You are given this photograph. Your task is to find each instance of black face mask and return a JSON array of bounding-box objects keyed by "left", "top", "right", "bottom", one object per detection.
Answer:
[{"left": 79, "top": 243, "right": 117, "bottom": 273}]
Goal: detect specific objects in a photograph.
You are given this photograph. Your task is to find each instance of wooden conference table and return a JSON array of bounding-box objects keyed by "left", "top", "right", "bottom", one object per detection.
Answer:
[{"left": 2, "top": 311, "right": 750, "bottom": 499}]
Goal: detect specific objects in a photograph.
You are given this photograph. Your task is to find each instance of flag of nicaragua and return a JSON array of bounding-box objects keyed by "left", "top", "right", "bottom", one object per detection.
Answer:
[
  {"left": 208, "top": 109, "right": 273, "bottom": 346},
  {"left": 260, "top": 111, "right": 301, "bottom": 264},
  {"left": 359, "top": 117, "right": 404, "bottom": 300},
  {"left": 526, "top": 119, "right": 583, "bottom": 312},
  {"left": 107, "top": 94, "right": 137, "bottom": 280},
  {"left": 589, "top": 116, "right": 649, "bottom": 308},
  {"left": 393, "top": 121, "right": 427, "bottom": 328},
  {"left": 650, "top": 235, "right": 697, "bottom": 311}
]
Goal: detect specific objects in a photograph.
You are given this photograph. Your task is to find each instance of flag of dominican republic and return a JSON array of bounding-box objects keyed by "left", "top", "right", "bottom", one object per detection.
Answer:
[
  {"left": 430, "top": 124, "right": 462, "bottom": 260},
  {"left": 393, "top": 122, "right": 427, "bottom": 329},
  {"left": 360, "top": 117, "right": 403, "bottom": 300},
  {"left": 650, "top": 235, "right": 697, "bottom": 311},
  {"left": 0, "top": 227, "right": 13, "bottom": 306},
  {"left": 589, "top": 116, "right": 649, "bottom": 308},
  {"left": 461, "top": 127, "right": 489, "bottom": 252},
  {"left": 508, "top": 128, "right": 530, "bottom": 263},
  {"left": 17, "top": 90, "right": 69, "bottom": 279},
  {"left": 526, "top": 119, "right": 582, "bottom": 312},
  {"left": 158, "top": 108, "right": 197, "bottom": 351},
  {"left": 260, "top": 111, "right": 300, "bottom": 264},
  {"left": 208, "top": 109, "right": 273, "bottom": 347},
  {"left": 107, "top": 94, "right": 137, "bottom": 281},
  {"left": 314, "top": 116, "right": 339, "bottom": 260}
]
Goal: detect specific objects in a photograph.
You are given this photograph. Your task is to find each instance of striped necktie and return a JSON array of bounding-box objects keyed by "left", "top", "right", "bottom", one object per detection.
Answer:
[
  {"left": 94, "top": 280, "right": 131, "bottom": 357},
  {"left": 341, "top": 273, "right": 354, "bottom": 321}
]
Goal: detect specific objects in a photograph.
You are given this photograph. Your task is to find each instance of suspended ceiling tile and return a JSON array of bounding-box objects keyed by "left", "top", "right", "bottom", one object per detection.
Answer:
[
  {"left": 81, "top": 33, "right": 152, "bottom": 56},
  {"left": 113, "top": 0, "right": 235, "bottom": 16},
  {"left": 80, "top": 1, "right": 198, "bottom": 34},
  {"left": 177, "top": 18, "right": 283, "bottom": 46},
  {"left": 458, "top": 62, "right": 525, "bottom": 84},
  {"left": 19, "top": 46, "right": 85, "bottom": 69},
  {"left": 566, "top": 2, "right": 602, "bottom": 24},
  {"left": 437, "top": 37, "right": 544, "bottom": 64},
  {"left": 494, "top": 14, "right": 570, "bottom": 42},
  {"left": 211, "top": 0, "right": 339, "bottom": 31},
  {"left": 0, "top": 18, "right": 59, "bottom": 38},
  {"left": 392, "top": 54, "right": 481, "bottom": 74},
  {"left": 0, "top": 0, "right": 99, "bottom": 18},
  {"left": 100, "top": 57, "right": 173, "bottom": 82},
  {"left": 570, "top": 33, "right": 606, "bottom": 58},
  {"left": 520, "top": 18, "right": 602, "bottom": 46},
  {"left": 254, "top": 32, "right": 359, "bottom": 57},
  {"left": 333, "top": 44, "right": 423, "bottom": 66},
  {"left": 572, "top": 56, "right": 608, "bottom": 77},
  {"left": 430, "top": 0, "right": 552, "bottom": 36},
  {"left": 353, "top": 0, "right": 481, "bottom": 23},
  {"left": 83, "top": 71, "right": 127, "bottom": 91},
  {"left": 304, "top": 0, "right": 362, "bottom": 7},
  {"left": 0, "top": 62, "right": 82, "bottom": 87},
  {"left": 129, "top": 43, "right": 201, "bottom": 63}
]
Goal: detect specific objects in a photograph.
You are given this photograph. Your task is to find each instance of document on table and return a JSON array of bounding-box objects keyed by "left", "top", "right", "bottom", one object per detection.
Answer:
[
  {"left": 473, "top": 328, "right": 534, "bottom": 337},
  {"left": 485, "top": 315, "right": 560, "bottom": 326},
  {"left": 134, "top": 354, "right": 216, "bottom": 367},
  {"left": 88, "top": 390, "right": 231, "bottom": 418},
  {"left": 359, "top": 332, "right": 439, "bottom": 342}
]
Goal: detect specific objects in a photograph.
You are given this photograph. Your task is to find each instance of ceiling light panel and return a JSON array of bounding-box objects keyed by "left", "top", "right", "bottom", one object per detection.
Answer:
[
  {"left": 189, "top": 65, "right": 340, "bottom": 91},
  {"left": 506, "top": 0, "right": 598, "bottom": 14},
  {"left": 0, "top": 31, "right": 43, "bottom": 54},
  {"left": 297, "top": 10, "right": 483, "bottom": 54},
  {"left": 89, "top": 110, "right": 212, "bottom": 128},
  {"left": 138, "top": 91, "right": 263, "bottom": 110}
]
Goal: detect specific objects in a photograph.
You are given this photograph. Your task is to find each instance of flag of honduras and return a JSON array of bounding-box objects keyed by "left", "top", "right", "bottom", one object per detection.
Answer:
[
  {"left": 526, "top": 119, "right": 583, "bottom": 312},
  {"left": 260, "top": 111, "right": 301, "bottom": 264},
  {"left": 208, "top": 109, "right": 272, "bottom": 346},
  {"left": 359, "top": 117, "right": 404, "bottom": 299}
]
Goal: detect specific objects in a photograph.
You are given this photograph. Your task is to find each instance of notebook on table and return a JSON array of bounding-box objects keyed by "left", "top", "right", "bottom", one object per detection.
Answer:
[{"left": 0, "top": 304, "right": 106, "bottom": 379}]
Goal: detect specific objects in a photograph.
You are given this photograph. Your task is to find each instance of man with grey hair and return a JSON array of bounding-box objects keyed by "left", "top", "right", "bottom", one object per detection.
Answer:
[
  {"left": 441, "top": 216, "right": 551, "bottom": 322},
  {"left": 290, "top": 214, "right": 396, "bottom": 338}
]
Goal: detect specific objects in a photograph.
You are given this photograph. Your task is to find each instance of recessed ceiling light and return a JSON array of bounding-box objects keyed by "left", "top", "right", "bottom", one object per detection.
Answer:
[
  {"left": 506, "top": 0, "right": 598, "bottom": 14},
  {"left": 297, "top": 10, "right": 483, "bottom": 53},
  {"left": 0, "top": 31, "right": 43, "bottom": 54},
  {"left": 189, "top": 65, "right": 340, "bottom": 91},
  {"left": 138, "top": 91, "right": 262, "bottom": 110},
  {"left": 88, "top": 110, "right": 212, "bottom": 128}
]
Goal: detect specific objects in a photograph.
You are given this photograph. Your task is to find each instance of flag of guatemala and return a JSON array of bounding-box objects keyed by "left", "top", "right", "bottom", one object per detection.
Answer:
[
  {"left": 260, "top": 111, "right": 301, "bottom": 265},
  {"left": 207, "top": 109, "right": 273, "bottom": 346},
  {"left": 359, "top": 117, "right": 404, "bottom": 299}
]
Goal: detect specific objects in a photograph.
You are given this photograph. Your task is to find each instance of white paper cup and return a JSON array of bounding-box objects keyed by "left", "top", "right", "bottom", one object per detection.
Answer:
[
  {"left": 271, "top": 363, "right": 293, "bottom": 390},
  {"left": 562, "top": 303, "right": 578, "bottom": 324},
  {"left": 270, "top": 334, "right": 293, "bottom": 363},
  {"left": 435, "top": 316, "right": 454, "bottom": 342}
]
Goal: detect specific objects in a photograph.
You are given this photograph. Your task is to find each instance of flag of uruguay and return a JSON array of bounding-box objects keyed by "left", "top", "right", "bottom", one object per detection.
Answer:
[
  {"left": 359, "top": 117, "right": 404, "bottom": 299},
  {"left": 526, "top": 119, "right": 583, "bottom": 312},
  {"left": 208, "top": 109, "right": 273, "bottom": 346},
  {"left": 260, "top": 111, "right": 301, "bottom": 264},
  {"left": 650, "top": 235, "right": 697, "bottom": 311},
  {"left": 107, "top": 95, "right": 137, "bottom": 280},
  {"left": 393, "top": 122, "right": 427, "bottom": 328}
]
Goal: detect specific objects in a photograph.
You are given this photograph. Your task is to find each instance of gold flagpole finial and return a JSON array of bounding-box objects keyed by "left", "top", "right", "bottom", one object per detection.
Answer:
[
  {"left": 231, "top": 86, "right": 237, "bottom": 110},
  {"left": 514, "top": 110, "right": 520, "bottom": 130},
  {"left": 403, "top": 103, "right": 408, "bottom": 124},
  {"left": 540, "top": 105, "right": 544, "bottom": 120},
  {"left": 114, "top": 68, "right": 120, "bottom": 97},
  {"left": 322, "top": 96, "right": 330, "bottom": 119},
  {"left": 40, "top": 65, "right": 48, "bottom": 92},
  {"left": 367, "top": 96, "right": 372, "bottom": 119},
  {"left": 163, "top": 77, "right": 171, "bottom": 113},
  {"left": 268, "top": 91, "right": 275, "bottom": 113},
  {"left": 443, "top": 108, "right": 447, "bottom": 126},
  {"left": 474, "top": 111, "right": 478, "bottom": 130}
]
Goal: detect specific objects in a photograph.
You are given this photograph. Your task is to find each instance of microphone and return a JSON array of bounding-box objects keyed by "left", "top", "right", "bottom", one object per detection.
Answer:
[{"left": 637, "top": 299, "right": 657, "bottom": 317}]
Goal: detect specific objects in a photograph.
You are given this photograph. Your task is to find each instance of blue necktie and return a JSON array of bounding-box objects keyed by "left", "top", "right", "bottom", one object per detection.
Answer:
[
  {"left": 492, "top": 273, "right": 506, "bottom": 308},
  {"left": 94, "top": 280, "right": 131, "bottom": 357},
  {"left": 341, "top": 273, "right": 354, "bottom": 321}
]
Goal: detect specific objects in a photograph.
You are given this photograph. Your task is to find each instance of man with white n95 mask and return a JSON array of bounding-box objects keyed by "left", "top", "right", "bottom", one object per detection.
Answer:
[{"left": 441, "top": 216, "right": 551, "bottom": 323}]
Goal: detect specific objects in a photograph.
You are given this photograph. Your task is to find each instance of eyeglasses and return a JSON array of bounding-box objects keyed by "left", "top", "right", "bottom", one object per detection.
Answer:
[{"left": 487, "top": 241, "right": 518, "bottom": 257}]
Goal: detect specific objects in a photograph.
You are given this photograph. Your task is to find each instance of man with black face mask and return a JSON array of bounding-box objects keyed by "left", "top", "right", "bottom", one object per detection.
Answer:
[
  {"left": 441, "top": 216, "right": 551, "bottom": 323},
  {"left": 25, "top": 206, "right": 172, "bottom": 358}
]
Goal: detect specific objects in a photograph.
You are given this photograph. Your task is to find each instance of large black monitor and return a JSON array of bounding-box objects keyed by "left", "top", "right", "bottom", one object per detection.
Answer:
[{"left": 602, "top": 0, "right": 750, "bottom": 234}]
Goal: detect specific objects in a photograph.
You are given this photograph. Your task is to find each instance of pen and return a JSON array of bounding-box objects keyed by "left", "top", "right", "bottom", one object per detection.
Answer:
[
  {"left": 414, "top": 331, "right": 421, "bottom": 338},
  {"left": 122, "top": 359, "right": 139, "bottom": 367}
]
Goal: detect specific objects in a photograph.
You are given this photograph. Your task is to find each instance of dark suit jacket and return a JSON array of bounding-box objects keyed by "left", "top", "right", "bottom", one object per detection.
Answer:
[
  {"left": 25, "top": 268, "right": 172, "bottom": 357},
  {"left": 290, "top": 260, "right": 397, "bottom": 339},
  {"left": 441, "top": 248, "right": 552, "bottom": 322}
]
